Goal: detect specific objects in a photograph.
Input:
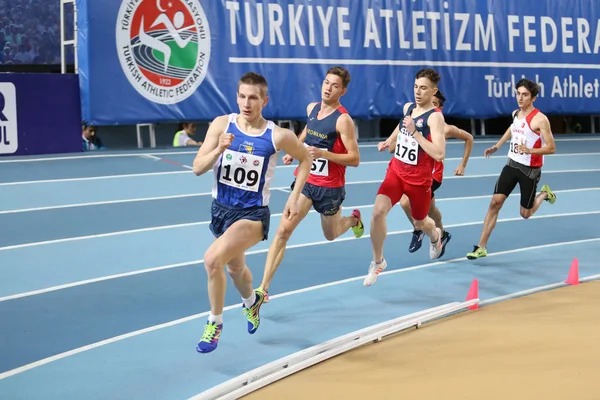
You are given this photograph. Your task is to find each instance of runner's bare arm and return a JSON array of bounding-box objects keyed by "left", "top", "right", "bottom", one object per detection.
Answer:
[
  {"left": 383, "top": 125, "right": 399, "bottom": 153},
  {"left": 381, "top": 103, "right": 412, "bottom": 152},
  {"left": 495, "top": 127, "right": 512, "bottom": 149},
  {"left": 192, "top": 115, "right": 229, "bottom": 176},
  {"left": 489, "top": 110, "right": 519, "bottom": 152},
  {"left": 283, "top": 102, "right": 318, "bottom": 163},
  {"left": 524, "top": 113, "right": 556, "bottom": 155},
  {"left": 274, "top": 126, "right": 312, "bottom": 200},
  {"left": 410, "top": 111, "right": 445, "bottom": 161},
  {"left": 484, "top": 121, "right": 513, "bottom": 158},
  {"left": 445, "top": 124, "right": 474, "bottom": 171}
]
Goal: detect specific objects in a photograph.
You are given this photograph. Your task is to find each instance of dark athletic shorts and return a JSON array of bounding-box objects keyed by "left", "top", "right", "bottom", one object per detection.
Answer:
[
  {"left": 431, "top": 179, "right": 442, "bottom": 199},
  {"left": 290, "top": 180, "right": 346, "bottom": 216},
  {"left": 209, "top": 200, "right": 270, "bottom": 241},
  {"left": 493, "top": 159, "right": 542, "bottom": 209}
]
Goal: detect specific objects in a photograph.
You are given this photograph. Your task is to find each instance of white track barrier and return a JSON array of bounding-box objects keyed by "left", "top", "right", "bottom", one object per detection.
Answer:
[{"left": 192, "top": 298, "right": 479, "bottom": 400}]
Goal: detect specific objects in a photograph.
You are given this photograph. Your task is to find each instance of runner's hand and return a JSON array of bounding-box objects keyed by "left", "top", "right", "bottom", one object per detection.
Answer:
[{"left": 218, "top": 133, "right": 234, "bottom": 152}]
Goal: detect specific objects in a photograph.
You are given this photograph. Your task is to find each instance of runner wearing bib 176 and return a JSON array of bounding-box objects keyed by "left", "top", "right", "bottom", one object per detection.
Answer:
[
  {"left": 400, "top": 89, "right": 474, "bottom": 254},
  {"left": 466, "top": 78, "right": 557, "bottom": 260},
  {"left": 257, "top": 66, "right": 364, "bottom": 301},
  {"left": 364, "top": 68, "right": 448, "bottom": 287},
  {"left": 191, "top": 72, "right": 312, "bottom": 353}
]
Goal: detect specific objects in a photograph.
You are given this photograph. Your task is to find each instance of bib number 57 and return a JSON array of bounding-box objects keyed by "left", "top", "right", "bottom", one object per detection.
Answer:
[{"left": 312, "top": 159, "right": 327, "bottom": 173}]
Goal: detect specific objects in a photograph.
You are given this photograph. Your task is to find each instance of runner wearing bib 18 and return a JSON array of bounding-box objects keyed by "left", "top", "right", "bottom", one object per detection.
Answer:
[
  {"left": 257, "top": 66, "right": 364, "bottom": 302},
  {"left": 364, "top": 68, "right": 449, "bottom": 287},
  {"left": 191, "top": 72, "right": 312, "bottom": 354},
  {"left": 466, "top": 78, "right": 557, "bottom": 260}
]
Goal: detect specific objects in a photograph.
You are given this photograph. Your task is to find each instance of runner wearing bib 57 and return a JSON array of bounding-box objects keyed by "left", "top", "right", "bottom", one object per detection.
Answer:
[
  {"left": 191, "top": 72, "right": 312, "bottom": 353},
  {"left": 257, "top": 66, "right": 364, "bottom": 301},
  {"left": 364, "top": 68, "right": 449, "bottom": 287},
  {"left": 466, "top": 78, "right": 557, "bottom": 260}
]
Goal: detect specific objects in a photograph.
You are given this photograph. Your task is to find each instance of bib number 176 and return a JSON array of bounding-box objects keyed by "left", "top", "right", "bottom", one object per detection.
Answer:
[{"left": 395, "top": 143, "right": 417, "bottom": 165}]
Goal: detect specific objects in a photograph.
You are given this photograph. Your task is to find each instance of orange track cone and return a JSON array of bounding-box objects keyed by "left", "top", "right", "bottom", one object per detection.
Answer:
[
  {"left": 565, "top": 258, "right": 580, "bottom": 285},
  {"left": 465, "top": 279, "right": 479, "bottom": 310}
]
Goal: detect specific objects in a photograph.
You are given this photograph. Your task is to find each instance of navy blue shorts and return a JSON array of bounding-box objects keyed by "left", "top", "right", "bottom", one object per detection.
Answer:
[
  {"left": 291, "top": 180, "right": 346, "bottom": 216},
  {"left": 209, "top": 200, "right": 270, "bottom": 241}
]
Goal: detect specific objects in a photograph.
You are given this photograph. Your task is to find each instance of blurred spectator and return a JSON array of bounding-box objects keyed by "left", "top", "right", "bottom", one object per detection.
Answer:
[
  {"left": 0, "top": 0, "right": 74, "bottom": 65},
  {"left": 82, "top": 124, "right": 105, "bottom": 151},
  {"left": 173, "top": 122, "right": 203, "bottom": 147}
]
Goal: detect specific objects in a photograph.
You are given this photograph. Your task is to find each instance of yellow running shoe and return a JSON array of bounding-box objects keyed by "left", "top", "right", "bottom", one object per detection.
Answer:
[
  {"left": 466, "top": 246, "right": 487, "bottom": 260},
  {"left": 541, "top": 184, "right": 556, "bottom": 204}
]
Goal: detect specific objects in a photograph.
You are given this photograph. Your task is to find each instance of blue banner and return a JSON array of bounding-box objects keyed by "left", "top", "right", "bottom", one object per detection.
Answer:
[
  {"left": 77, "top": 0, "right": 600, "bottom": 125},
  {"left": 0, "top": 74, "right": 82, "bottom": 156}
]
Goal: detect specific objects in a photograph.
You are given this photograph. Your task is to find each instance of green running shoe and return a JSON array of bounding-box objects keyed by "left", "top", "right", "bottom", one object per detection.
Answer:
[
  {"left": 466, "top": 245, "right": 487, "bottom": 260},
  {"left": 541, "top": 184, "right": 556, "bottom": 204},
  {"left": 196, "top": 321, "right": 223, "bottom": 353},
  {"left": 243, "top": 288, "right": 266, "bottom": 334},
  {"left": 351, "top": 209, "right": 364, "bottom": 238}
]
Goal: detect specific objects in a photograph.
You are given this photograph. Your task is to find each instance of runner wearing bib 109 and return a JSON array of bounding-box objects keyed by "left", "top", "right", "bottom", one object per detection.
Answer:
[
  {"left": 364, "top": 68, "right": 449, "bottom": 287},
  {"left": 466, "top": 78, "right": 556, "bottom": 260},
  {"left": 191, "top": 72, "right": 312, "bottom": 353},
  {"left": 257, "top": 66, "right": 364, "bottom": 301},
  {"left": 399, "top": 89, "right": 474, "bottom": 254}
]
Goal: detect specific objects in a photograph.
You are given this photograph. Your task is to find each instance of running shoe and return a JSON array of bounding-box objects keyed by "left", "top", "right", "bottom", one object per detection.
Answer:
[
  {"left": 466, "top": 245, "right": 487, "bottom": 260},
  {"left": 243, "top": 288, "right": 266, "bottom": 334},
  {"left": 196, "top": 321, "right": 223, "bottom": 353},
  {"left": 363, "top": 259, "right": 387, "bottom": 286},
  {"left": 351, "top": 209, "right": 364, "bottom": 238},
  {"left": 439, "top": 230, "right": 452, "bottom": 258},
  {"left": 541, "top": 184, "right": 556, "bottom": 204},
  {"left": 429, "top": 227, "right": 444, "bottom": 259},
  {"left": 409, "top": 229, "right": 424, "bottom": 253}
]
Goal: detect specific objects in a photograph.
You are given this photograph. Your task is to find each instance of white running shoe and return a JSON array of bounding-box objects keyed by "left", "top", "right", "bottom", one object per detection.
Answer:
[
  {"left": 363, "top": 259, "right": 387, "bottom": 287},
  {"left": 429, "top": 227, "right": 443, "bottom": 259}
]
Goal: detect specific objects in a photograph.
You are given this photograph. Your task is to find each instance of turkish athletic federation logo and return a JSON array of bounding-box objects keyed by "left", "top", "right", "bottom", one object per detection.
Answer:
[{"left": 116, "top": 0, "right": 211, "bottom": 105}]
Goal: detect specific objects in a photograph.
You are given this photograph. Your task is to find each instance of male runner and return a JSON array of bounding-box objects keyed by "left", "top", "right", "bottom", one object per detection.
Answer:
[
  {"left": 191, "top": 72, "right": 312, "bottom": 353},
  {"left": 399, "top": 89, "right": 474, "bottom": 253},
  {"left": 364, "top": 68, "right": 448, "bottom": 287},
  {"left": 258, "top": 66, "right": 364, "bottom": 300},
  {"left": 466, "top": 78, "right": 556, "bottom": 259}
]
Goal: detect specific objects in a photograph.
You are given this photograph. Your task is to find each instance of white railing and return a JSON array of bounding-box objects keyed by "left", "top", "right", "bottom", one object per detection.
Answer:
[
  {"left": 60, "top": 0, "right": 78, "bottom": 74},
  {"left": 192, "top": 298, "right": 479, "bottom": 400}
]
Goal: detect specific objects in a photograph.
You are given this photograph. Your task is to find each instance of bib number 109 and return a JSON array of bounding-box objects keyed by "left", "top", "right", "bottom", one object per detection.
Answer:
[
  {"left": 221, "top": 164, "right": 259, "bottom": 187},
  {"left": 219, "top": 150, "right": 264, "bottom": 193}
]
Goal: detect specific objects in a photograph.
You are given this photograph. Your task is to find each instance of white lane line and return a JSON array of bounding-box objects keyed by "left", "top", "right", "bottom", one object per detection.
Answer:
[
  {"left": 1, "top": 188, "right": 598, "bottom": 251},
  {"left": 0, "top": 237, "right": 598, "bottom": 380},
  {"left": 1, "top": 152, "right": 598, "bottom": 186},
  {"left": 1, "top": 170, "right": 599, "bottom": 215},
  {"left": 1, "top": 210, "right": 599, "bottom": 301},
  {"left": 0, "top": 136, "right": 598, "bottom": 163}
]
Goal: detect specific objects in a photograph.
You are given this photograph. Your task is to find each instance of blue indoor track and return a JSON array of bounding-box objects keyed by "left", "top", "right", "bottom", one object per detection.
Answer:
[{"left": 1, "top": 136, "right": 599, "bottom": 399}]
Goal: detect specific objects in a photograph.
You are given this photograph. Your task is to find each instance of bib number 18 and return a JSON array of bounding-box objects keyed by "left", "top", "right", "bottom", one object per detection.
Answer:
[{"left": 509, "top": 141, "right": 524, "bottom": 155}]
